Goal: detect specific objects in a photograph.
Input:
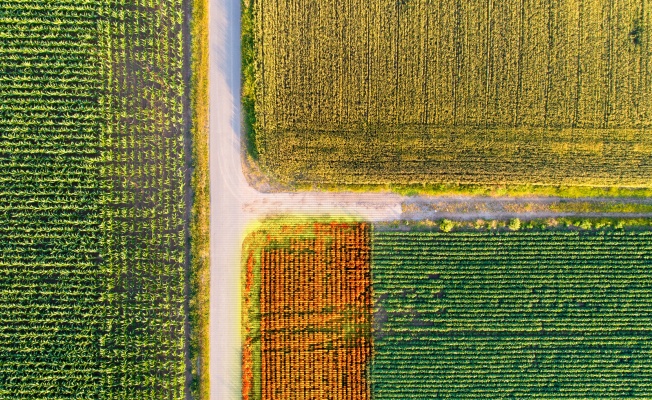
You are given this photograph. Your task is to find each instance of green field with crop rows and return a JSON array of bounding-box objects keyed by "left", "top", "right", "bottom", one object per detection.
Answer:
[
  {"left": 0, "top": 0, "right": 190, "bottom": 398},
  {"left": 0, "top": 1, "right": 103, "bottom": 397},
  {"left": 249, "top": 0, "right": 652, "bottom": 188},
  {"left": 372, "top": 229, "right": 652, "bottom": 398}
]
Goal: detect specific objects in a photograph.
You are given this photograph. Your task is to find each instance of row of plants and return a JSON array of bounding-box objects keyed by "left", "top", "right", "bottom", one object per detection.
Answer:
[
  {"left": 0, "top": 0, "right": 201, "bottom": 397},
  {"left": 247, "top": 0, "right": 652, "bottom": 193},
  {"left": 242, "top": 221, "right": 372, "bottom": 400},
  {"left": 0, "top": 2, "right": 104, "bottom": 397},
  {"left": 98, "top": 0, "right": 189, "bottom": 397},
  {"left": 372, "top": 228, "right": 652, "bottom": 398}
]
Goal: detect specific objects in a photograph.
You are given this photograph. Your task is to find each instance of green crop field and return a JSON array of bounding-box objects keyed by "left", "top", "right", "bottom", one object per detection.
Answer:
[
  {"left": 0, "top": 0, "right": 193, "bottom": 398},
  {"left": 372, "top": 229, "right": 652, "bottom": 398},
  {"left": 247, "top": 0, "right": 652, "bottom": 188}
]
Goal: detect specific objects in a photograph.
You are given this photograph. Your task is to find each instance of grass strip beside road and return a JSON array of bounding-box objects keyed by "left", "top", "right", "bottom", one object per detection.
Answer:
[
  {"left": 242, "top": 0, "right": 258, "bottom": 160},
  {"left": 190, "top": 0, "right": 210, "bottom": 396}
]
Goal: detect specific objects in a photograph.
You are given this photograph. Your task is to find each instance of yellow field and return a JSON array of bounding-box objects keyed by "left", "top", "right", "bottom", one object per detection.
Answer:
[{"left": 249, "top": 0, "right": 652, "bottom": 187}]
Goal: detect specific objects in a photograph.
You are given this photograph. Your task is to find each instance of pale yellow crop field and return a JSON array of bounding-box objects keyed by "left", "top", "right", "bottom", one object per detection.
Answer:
[{"left": 249, "top": 0, "right": 652, "bottom": 188}]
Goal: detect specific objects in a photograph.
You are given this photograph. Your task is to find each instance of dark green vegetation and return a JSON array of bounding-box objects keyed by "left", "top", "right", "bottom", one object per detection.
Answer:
[
  {"left": 372, "top": 229, "right": 652, "bottom": 398},
  {"left": 371, "top": 230, "right": 652, "bottom": 399},
  {"left": 0, "top": 2, "right": 103, "bottom": 397},
  {"left": 248, "top": 0, "right": 652, "bottom": 191},
  {"left": 0, "top": 0, "right": 198, "bottom": 397}
]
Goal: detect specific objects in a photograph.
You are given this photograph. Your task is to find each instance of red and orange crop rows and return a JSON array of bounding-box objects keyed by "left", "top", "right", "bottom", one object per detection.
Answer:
[{"left": 243, "top": 221, "right": 372, "bottom": 400}]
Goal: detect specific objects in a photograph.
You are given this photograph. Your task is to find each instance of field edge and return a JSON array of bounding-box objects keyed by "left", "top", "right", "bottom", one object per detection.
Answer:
[
  {"left": 242, "top": 0, "right": 257, "bottom": 160},
  {"left": 241, "top": 232, "right": 262, "bottom": 400},
  {"left": 377, "top": 216, "right": 652, "bottom": 233},
  {"left": 292, "top": 182, "right": 652, "bottom": 199},
  {"left": 189, "top": 0, "right": 210, "bottom": 396}
]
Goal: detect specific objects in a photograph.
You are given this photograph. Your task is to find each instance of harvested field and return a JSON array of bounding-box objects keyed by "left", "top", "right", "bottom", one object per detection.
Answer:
[
  {"left": 249, "top": 0, "right": 652, "bottom": 187},
  {"left": 242, "top": 221, "right": 372, "bottom": 400}
]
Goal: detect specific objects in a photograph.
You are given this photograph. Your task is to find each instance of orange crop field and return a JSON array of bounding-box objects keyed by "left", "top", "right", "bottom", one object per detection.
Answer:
[{"left": 242, "top": 221, "right": 372, "bottom": 400}]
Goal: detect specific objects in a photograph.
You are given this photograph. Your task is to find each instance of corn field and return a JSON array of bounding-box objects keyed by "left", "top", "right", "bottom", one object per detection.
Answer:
[
  {"left": 251, "top": 0, "right": 652, "bottom": 187},
  {"left": 0, "top": 0, "right": 189, "bottom": 398}
]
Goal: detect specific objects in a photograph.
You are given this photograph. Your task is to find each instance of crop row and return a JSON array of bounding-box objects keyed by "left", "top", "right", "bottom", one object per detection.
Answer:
[
  {"left": 260, "top": 0, "right": 651, "bottom": 128},
  {"left": 0, "top": 0, "right": 189, "bottom": 398},
  {"left": 98, "top": 0, "right": 187, "bottom": 397},
  {"left": 252, "top": 0, "right": 652, "bottom": 187},
  {"left": 371, "top": 229, "right": 652, "bottom": 398},
  {"left": 0, "top": 2, "right": 103, "bottom": 397},
  {"left": 243, "top": 222, "right": 372, "bottom": 400}
]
